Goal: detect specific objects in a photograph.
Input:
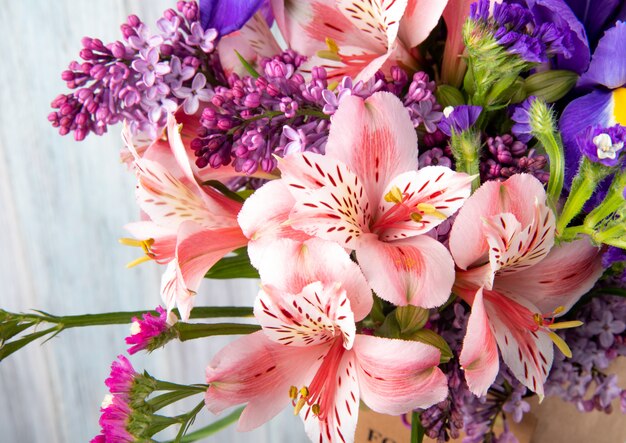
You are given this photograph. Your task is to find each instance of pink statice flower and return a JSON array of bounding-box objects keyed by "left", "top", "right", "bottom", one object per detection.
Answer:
[
  {"left": 126, "top": 306, "right": 178, "bottom": 354},
  {"left": 92, "top": 356, "right": 157, "bottom": 443},
  {"left": 205, "top": 238, "right": 448, "bottom": 443}
]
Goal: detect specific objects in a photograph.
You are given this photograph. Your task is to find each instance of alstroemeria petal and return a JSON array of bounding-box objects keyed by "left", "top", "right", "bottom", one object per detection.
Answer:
[
  {"left": 375, "top": 167, "right": 472, "bottom": 241},
  {"left": 483, "top": 291, "right": 554, "bottom": 396},
  {"left": 255, "top": 238, "right": 373, "bottom": 321},
  {"left": 495, "top": 237, "right": 604, "bottom": 314},
  {"left": 325, "top": 92, "right": 419, "bottom": 207},
  {"left": 301, "top": 350, "right": 360, "bottom": 443},
  {"left": 353, "top": 334, "right": 448, "bottom": 414},
  {"left": 579, "top": 21, "right": 626, "bottom": 90},
  {"left": 449, "top": 174, "right": 548, "bottom": 270},
  {"left": 398, "top": 0, "right": 449, "bottom": 48},
  {"left": 205, "top": 331, "right": 323, "bottom": 431},
  {"left": 255, "top": 281, "right": 356, "bottom": 349},
  {"left": 459, "top": 287, "right": 500, "bottom": 397},
  {"left": 356, "top": 234, "right": 455, "bottom": 308},
  {"left": 124, "top": 221, "right": 177, "bottom": 263},
  {"left": 238, "top": 179, "right": 311, "bottom": 268}
]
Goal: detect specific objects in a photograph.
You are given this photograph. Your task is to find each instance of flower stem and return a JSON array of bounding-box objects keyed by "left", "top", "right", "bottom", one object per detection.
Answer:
[
  {"left": 411, "top": 411, "right": 425, "bottom": 443},
  {"left": 175, "top": 322, "right": 260, "bottom": 341},
  {"left": 164, "top": 407, "right": 244, "bottom": 443},
  {"left": 584, "top": 171, "right": 626, "bottom": 229}
]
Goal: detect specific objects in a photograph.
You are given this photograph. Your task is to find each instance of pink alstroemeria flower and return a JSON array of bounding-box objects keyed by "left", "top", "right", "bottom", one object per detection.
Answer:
[
  {"left": 205, "top": 238, "right": 448, "bottom": 443},
  {"left": 240, "top": 92, "right": 473, "bottom": 308},
  {"left": 271, "top": 0, "right": 449, "bottom": 81},
  {"left": 122, "top": 115, "right": 248, "bottom": 320},
  {"left": 448, "top": 174, "right": 604, "bottom": 397}
]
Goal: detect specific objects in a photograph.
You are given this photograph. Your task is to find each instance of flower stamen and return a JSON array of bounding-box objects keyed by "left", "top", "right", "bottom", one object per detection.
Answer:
[{"left": 119, "top": 237, "right": 155, "bottom": 268}]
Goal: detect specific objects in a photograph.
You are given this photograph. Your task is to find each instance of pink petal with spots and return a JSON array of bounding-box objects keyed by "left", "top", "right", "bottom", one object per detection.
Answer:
[
  {"left": 255, "top": 238, "right": 373, "bottom": 321},
  {"left": 353, "top": 334, "right": 448, "bottom": 414},
  {"left": 205, "top": 331, "right": 323, "bottom": 431},
  {"left": 495, "top": 237, "right": 604, "bottom": 314},
  {"left": 356, "top": 234, "right": 455, "bottom": 308},
  {"left": 450, "top": 174, "right": 549, "bottom": 270},
  {"left": 483, "top": 290, "right": 554, "bottom": 396},
  {"left": 325, "top": 92, "right": 418, "bottom": 207},
  {"left": 374, "top": 166, "right": 472, "bottom": 241},
  {"left": 301, "top": 348, "right": 360, "bottom": 443},
  {"left": 459, "top": 287, "right": 500, "bottom": 397},
  {"left": 124, "top": 221, "right": 177, "bottom": 263},
  {"left": 398, "top": 0, "right": 449, "bottom": 47},
  {"left": 255, "top": 281, "right": 356, "bottom": 349}
]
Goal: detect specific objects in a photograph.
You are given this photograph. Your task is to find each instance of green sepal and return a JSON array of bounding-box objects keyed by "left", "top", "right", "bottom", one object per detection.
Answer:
[
  {"left": 234, "top": 50, "right": 260, "bottom": 78},
  {"left": 436, "top": 85, "right": 465, "bottom": 108},
  {"left": 524, "top": 70, "right": 578, "bottom": 103},
  {"left": 395, "top": 306, "right": 429, "bottom": 335}
]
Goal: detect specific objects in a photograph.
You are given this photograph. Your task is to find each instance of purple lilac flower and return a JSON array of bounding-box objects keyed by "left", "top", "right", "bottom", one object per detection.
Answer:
[
  {"left": 191, "top": 54, "right": 442, "bottom": 181},
  {"left": 126, "top": 306, "right": 178, "bottom": 355},
  {"left": 481, "top": 133, "right": 549, "bottom": 183},
  {"left": 545, "top": 295, "right": 626, "bottom": 414},
  {"left": 49, "top": 1, "right": 218, "bottom": 142},
  {"left": 470, "top": 0, "right": 574, "bottom": 63},
  {"left": 576, "top": 124, "right": 626, "bottom": 168},
  {"left": 437, "top": 105, "right": 482, "bottom": 136}
]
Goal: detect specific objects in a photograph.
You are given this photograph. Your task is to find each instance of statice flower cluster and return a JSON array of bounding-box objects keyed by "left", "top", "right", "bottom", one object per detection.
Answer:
[
  {"left": 125, "top": 306, "right": 177, "bottom": 355},
  {"left": 545, "top": 295, "right": 626, "bottom": 413},
  {"left": 49, "top": 1, "right": 216, "bottom": 142},
  {"left": 481, "top": 134, "right": 549, "bottom": 183},
  {"left": 469, "top": 0, "right": 574, "bottom": 63},
  {"left": 191, "top": 55, "right": 443, "bottom": 176}
]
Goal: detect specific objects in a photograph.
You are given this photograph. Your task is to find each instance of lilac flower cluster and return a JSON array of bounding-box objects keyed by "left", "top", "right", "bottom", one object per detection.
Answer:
[
  {"left": 191, "top": 55, "right": 442, "bottom": 176},
  {"left": 481, "top": 134, "right": 549, "bottom": 183},
  {"left": 91, "top": 356, "right": 157, "bottom": 443},
  {"left": 470, "top": 0, "right": 574, "bottom": 63},
  {"left": 49, "top": 1, "right": 217, "bottom": 142},
  {"left": 125, "top": 306, "right": 177, "bottom": 355},
  {"left": 545, "top": 295, "right": 626, "bottom": 413}
]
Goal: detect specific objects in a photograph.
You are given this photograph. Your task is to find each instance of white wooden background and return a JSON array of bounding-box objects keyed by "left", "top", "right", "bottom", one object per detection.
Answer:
[{"left": 0, "top": 1, "right": 303, "bottom": 441}]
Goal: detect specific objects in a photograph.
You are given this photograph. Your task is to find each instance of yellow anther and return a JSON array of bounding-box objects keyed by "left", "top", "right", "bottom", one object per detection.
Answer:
[
  {"left": 177, "top": 123, "right": 183, "bottom": 134},
  {"left": 288, "top": 386, "right": 298, "bottom": 400},
  {"left": 294, "top": 389, "right": 310, "bottom": 415},
  {"left": 325, "top": 38, "right": 339, "bottom": 54},
  {"left": 410, "top": 212, "right": 423, "bottom": 222},
  {"left": 548, "top": 320, "right": 584, "bottom": 330},
  {"left": 548, "top": 331, "right": 573, "bottom": 358},
  {"left": 533, "top": 313, "right": 543, "bottom": 326},
  {"left": 328, "top": 81, "right": 339, "bottom": 91},
  {"left": 553, "top": 306, "right": 566, "bottom": 315},
  {"left": 125, "top": 255, "right": 153, "bottom": 269},
  {"left": 417, "top": 203, "right": 447, "bottom": 220},
  {"left": 312, "top": 404, "right": 321, "bottom": 416},
  {"left": 384, "top": 186, "right": 404, "bottom": 204}
]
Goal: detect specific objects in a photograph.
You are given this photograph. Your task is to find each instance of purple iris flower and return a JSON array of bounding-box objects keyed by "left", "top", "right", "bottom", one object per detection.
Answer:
[
  {"left": 199, "top": 0, "right": 271, "bottom": 36},
  {"left": 563, "top": 0, "right": 626, "bottom": 49},
  {"left": 559, "top": 21, "right": 626, "bottom": 193},
  {"left": 438, "top": 105, "right": 482, "bottom": 136}
]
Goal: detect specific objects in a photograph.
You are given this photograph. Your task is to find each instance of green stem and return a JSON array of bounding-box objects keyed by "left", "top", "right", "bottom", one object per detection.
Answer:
[
  {"left": 559, "top": 225, "right": 594, "bottom": 242},
  {"left": 594, "top": 223, "right": 626, "bottom": 243},
  {"left": 450, "top": 132, "right": 481, "bottom": 191},
  {"left": 176, "top": 323, "right": 260, "bottom": 341},
  {"left": 411, "top": 411, "right": 425, "bottom": 443},
  {"left": 163, "top": 407, "right": 244, "bottom": 443},
  {"left": 584, "top": 172, "right": 626, "bottom": 228},
  {"left": 556, "top": 159, "right": 605, "bottom": 235},
  {"left": 535, "top": 131, "right": 564, "bottom": 208}
]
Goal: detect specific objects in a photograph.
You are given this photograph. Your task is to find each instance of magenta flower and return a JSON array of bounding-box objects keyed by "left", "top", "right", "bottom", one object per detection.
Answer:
[
  {"left": 205, "top": 238, "right": 448, "bottom": 442},
  {"left": 126, "top": 306, "right": 177, "bottom": 354}
]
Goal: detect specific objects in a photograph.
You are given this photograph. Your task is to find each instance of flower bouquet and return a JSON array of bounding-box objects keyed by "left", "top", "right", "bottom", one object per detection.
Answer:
[{"left": 3, "top": 0, "right": 626, "bottom": 441}]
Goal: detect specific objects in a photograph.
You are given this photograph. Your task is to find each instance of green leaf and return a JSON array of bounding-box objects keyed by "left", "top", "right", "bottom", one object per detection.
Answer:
[
  {"left": 204, "top": 251, "right": 260, "bottom": 279},
  {"left": 0, "top": 326, "right": 57, "bottom": 361},
  {"left": 235, "top": 50, "right": 260, "bottom": 78},
  {"left": 395, "top": 306, "right": 429, "bottom": 335},
  {"left": 202, "top": 180, "right": 245, "bottom": 203},
  {"left": 163, "top": 407, "right": 244, "bottom": 443},
  {"left": 407, "top": 329, "right": 453, "bottom": 364},
  {"left": 436, "top": 85, "right": 465, "bottom": 107}
]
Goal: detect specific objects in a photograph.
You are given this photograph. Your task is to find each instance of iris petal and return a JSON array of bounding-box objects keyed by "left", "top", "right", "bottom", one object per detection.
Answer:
[{"left": 579, "top": 21, "right": 626, "bottom": 90}]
